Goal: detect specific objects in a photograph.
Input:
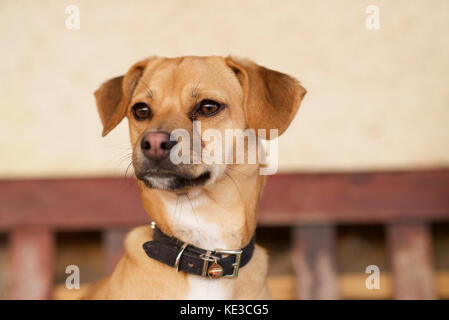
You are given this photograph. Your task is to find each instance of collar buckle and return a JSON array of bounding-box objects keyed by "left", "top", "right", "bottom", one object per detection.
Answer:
[
  {"left": 200, "top": 249, "right": 243, "bottom": 278},
  {"left": 215, "top": 249, "right": 242, "bottom": 278}
]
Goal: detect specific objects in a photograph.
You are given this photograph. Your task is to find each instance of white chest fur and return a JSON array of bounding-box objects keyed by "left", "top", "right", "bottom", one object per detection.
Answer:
[
  {"left": 159, "top": 192, "right": 241, "bottom": 299},
  {"left": 161, "top": 192, "right": 231, "bottom": 250},
  {"left": 185, "top": 276, "right": 234, "bottom": 300}
]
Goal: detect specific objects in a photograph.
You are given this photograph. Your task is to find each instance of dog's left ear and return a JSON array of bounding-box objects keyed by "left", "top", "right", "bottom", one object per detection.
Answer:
[
  {"left": 94, "top": 59, "right": 149, "bottom": 136},
  {"left": 225, "top": 57, "right": 306, "bottom": 138}
]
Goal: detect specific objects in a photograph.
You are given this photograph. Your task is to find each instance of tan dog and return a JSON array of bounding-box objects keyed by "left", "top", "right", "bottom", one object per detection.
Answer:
[{"left": 83, "top": 56, "right": 306, "bottom": 299}]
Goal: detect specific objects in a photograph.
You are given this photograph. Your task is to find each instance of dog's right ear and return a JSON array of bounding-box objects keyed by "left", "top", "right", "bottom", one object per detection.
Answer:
[{"left": 94, "top": 59, "right": 149, "bottom": 136}]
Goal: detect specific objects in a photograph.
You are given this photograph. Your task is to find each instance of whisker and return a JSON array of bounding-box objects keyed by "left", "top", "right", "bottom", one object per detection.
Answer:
[
  {"left": 114, "top": 152, "right": 133, "bottom": 169},
  {"left": 226, "top": 166, "right": 250, "bottom": 178},
  {"left": 174, "top": 194, "right": 180, "bottom": 221},
  {"left": 117, "top": 152, "right": 132, "bottom": 161},
  {"left": 124, "top": 161, "right": 134, "bottom": 178},
  {"left": 186, "top": 193, "right": 200, "bottom": 228},
  {"left": 224, "top": 169, "right": 243, "bottom": 202}
]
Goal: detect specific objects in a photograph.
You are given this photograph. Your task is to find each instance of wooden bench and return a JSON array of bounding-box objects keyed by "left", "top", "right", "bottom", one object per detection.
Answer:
[{"left": 1, "top": 169, "right": 448, "bottom": 299}]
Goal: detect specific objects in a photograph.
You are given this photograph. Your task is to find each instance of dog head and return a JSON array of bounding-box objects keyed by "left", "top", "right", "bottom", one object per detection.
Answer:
[{"left": 94, "top": 56, "right": 306, "bottom": 192}]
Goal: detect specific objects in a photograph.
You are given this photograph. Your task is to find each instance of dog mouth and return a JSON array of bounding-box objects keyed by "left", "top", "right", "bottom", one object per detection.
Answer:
[{"left": 136, "top": 170, "right": 211, "bottom": 190}]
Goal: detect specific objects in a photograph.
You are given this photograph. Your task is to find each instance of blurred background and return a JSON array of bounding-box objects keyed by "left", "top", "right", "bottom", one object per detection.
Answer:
[{"left": 0, "top": 0, "right": 448, "bottom": 299}]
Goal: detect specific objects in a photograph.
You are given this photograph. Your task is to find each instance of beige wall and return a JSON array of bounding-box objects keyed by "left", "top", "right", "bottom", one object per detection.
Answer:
[{"left": 1, "top": 0, "right": 448, "bottom": 178}]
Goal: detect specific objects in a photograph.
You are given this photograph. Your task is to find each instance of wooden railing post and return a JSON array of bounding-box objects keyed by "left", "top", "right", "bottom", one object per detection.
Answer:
[
  {"left": 7, "top": 227, "right": 55, "bottom": 299},
  {"left": 387, "top": 223, "right": 436, "bottom": 299},
  {"left": 291, "top": 225, "right": 339, "bottom": 300},
  {"left": 103, "top": 228, "right": 129, "bottom": 274}
]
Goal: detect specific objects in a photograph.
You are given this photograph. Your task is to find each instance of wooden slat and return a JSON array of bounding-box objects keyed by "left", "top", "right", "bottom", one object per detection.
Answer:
[
  {"left": 0, "top": 170, "right": 449, "bottom": 229},
  {"left": 103, "top": 228, "right": 128, "bottom": 274},
  {"left": 0, "top": 177, "right": 146, "bottom": 230},
  {"left": 7, "top": 228, "right": 55, "bottom": 299},
  {"left": 259, "top": 170, "right": 449, "bottom": 225},
  {"left": 387, "top": 223, "right": 436, "bottom": 299},
  {"left": 291, "top": 225, "right": 339, "bottom": 299}
]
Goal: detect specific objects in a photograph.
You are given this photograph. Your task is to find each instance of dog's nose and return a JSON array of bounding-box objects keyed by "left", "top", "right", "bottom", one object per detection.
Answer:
[{"left": 141, "top": 131, "right": 177, "bottom": 162}]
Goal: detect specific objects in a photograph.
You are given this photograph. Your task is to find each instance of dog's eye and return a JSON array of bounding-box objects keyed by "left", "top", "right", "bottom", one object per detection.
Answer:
[
  {"left": 132, "top": 103, "right": 152, "bottom": 120},
  {"left": 196, "top": 100, "right": 224, "bottom": 117}
]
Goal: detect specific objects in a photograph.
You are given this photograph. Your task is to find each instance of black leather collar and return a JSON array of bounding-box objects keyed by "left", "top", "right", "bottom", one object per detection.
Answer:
[{"left": 142, "top": 225, "right": 255, "bottom": 279}]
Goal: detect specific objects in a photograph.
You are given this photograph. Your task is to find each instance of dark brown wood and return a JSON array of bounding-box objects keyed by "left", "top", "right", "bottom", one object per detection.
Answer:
[
  {"left": 259, "top": 170, "right": 449, "bottom": 225},
  {"left": 7, "top": 228, "right": 55, "bottom": 299},
  {"left": 0, "top": 177, "right": 146, "bottom": 230},
  {"left": 103, "top": 228, "right": 129, "bottom": 274},
  {"left": 0, "top": 170, "right": 449, "bottom": 230},
  {"left": 291, "top": 225, "right": 339, "bottom": 299},
  {"left": 387, "top": 223, "right": 436, "bottom": 299}
]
